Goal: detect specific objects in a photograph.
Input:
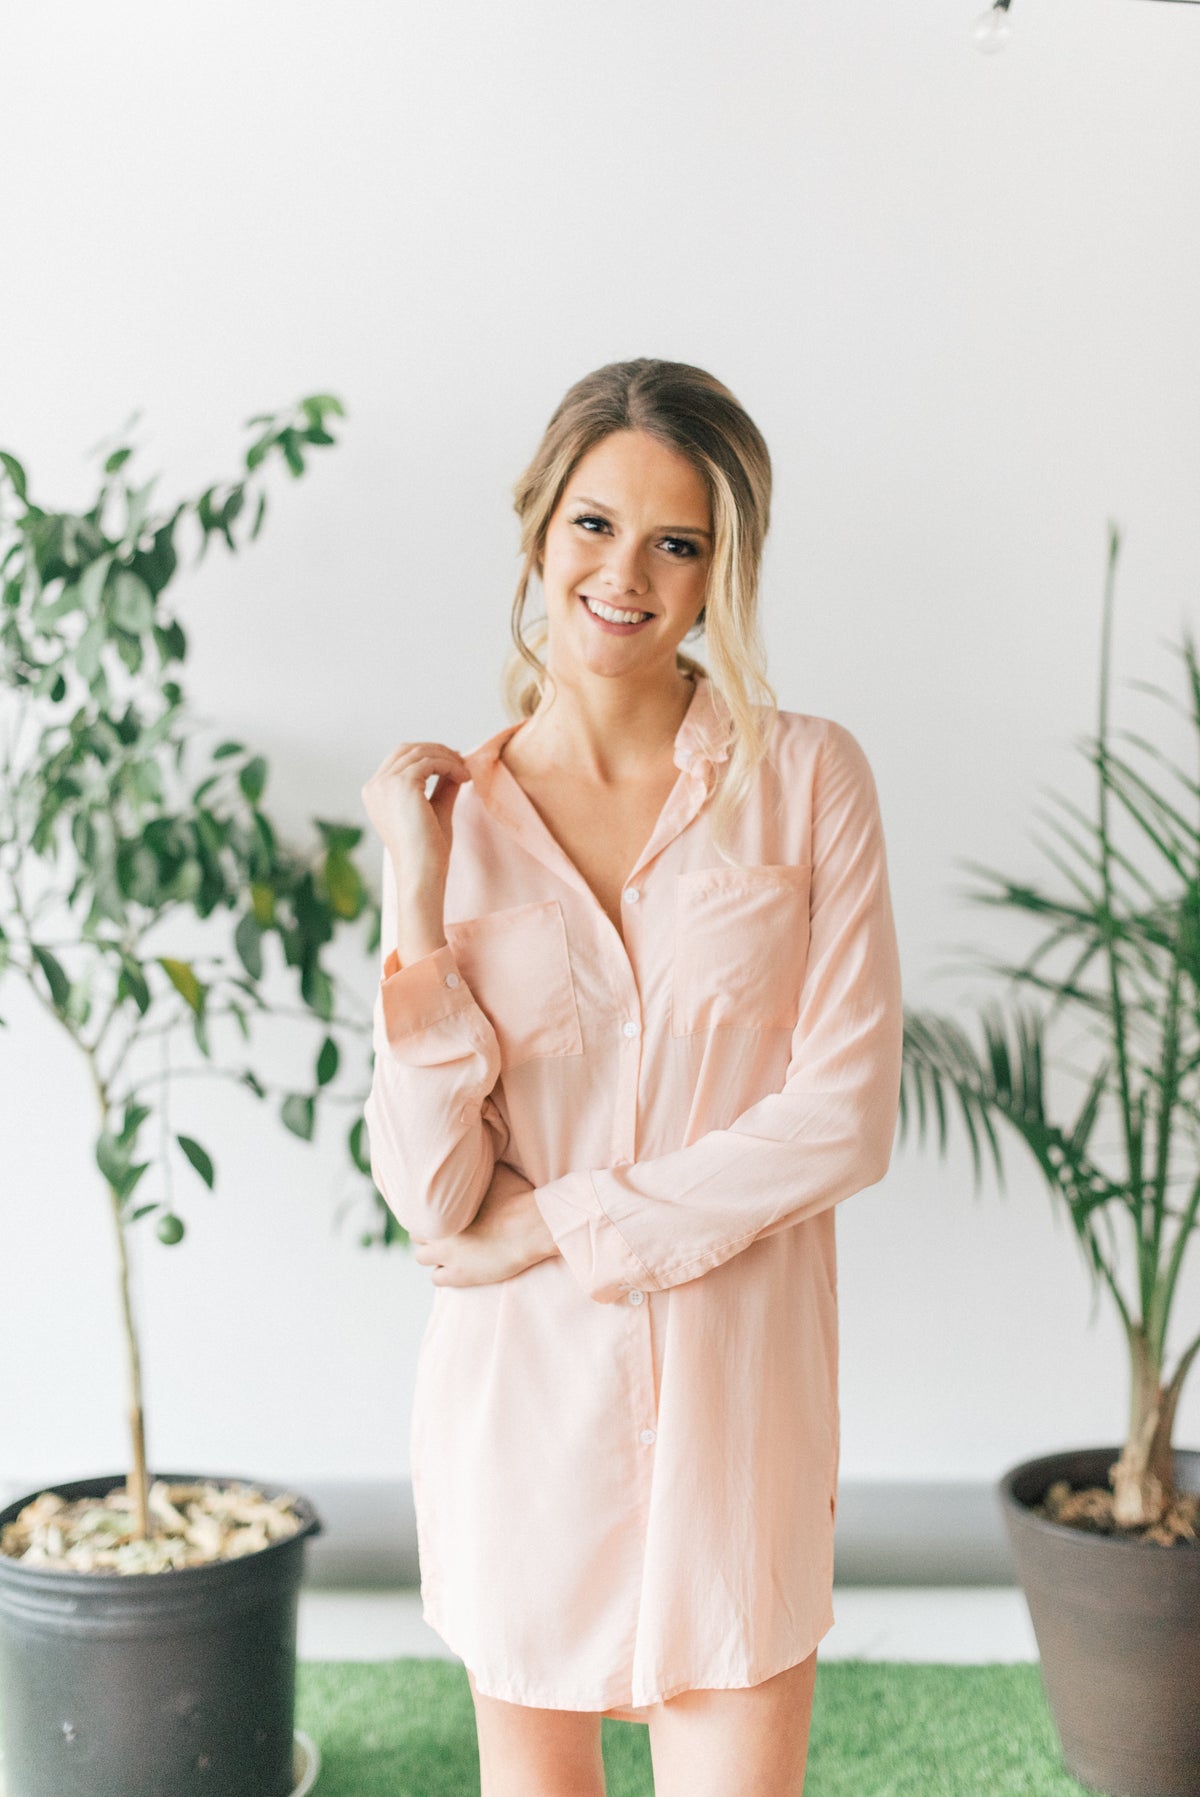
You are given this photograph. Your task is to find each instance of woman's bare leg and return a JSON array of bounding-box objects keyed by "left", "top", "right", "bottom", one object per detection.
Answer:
[
  {"left": 467, "top": 1668, "right": 606, "bottom": 1797},
  {"left": 645, "top": 1648, "right": 819, "bottom": 1797}
]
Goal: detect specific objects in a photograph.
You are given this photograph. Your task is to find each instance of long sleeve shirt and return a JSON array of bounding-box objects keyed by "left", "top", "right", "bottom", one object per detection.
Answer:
[{"left": 363, "top": 670, "right": 903, "bottom": 1712}]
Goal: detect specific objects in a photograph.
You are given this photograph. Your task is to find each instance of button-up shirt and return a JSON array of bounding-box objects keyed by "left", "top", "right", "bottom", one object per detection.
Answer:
[{"left": 363, "top": 671, "right": 903, "bottom": 1712}]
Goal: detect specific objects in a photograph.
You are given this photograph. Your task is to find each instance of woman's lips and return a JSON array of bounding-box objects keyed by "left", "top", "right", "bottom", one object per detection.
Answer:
[{"left": 579, "top": 593, "right": 654, "bottom": 633}]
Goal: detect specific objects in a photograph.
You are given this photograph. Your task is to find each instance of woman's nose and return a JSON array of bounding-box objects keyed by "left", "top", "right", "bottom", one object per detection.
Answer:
[{"left": 598, "top": 542, "right": 649, "bottom": 597}]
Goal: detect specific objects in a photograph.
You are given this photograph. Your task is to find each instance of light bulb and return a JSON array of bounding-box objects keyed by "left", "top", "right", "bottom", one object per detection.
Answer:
[{"left": 973, "top": 1, "right": 1012, "bottom": 52}]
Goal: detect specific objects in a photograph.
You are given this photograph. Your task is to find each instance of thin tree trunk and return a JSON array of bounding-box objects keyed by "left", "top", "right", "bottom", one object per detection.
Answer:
[
  {"left": 1110, "top": 1324, "right": 1175, "bottom": 1528},
  {"left": 108, "top": 1182, "right": 150, "bottom": 1538}
]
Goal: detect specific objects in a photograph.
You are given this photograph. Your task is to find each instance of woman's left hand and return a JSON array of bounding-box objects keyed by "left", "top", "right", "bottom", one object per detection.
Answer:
[{"left": 411, "top": 1163, "right": 559, "bottom": 1286}]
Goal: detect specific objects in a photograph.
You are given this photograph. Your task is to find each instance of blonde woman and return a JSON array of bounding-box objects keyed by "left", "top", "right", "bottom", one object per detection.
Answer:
[{"left": 362, "top": 358, "right": 903, "bottom": 1797}]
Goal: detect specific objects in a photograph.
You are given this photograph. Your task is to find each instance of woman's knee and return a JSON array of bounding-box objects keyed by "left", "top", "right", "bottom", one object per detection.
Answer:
[
  {"left": 647, "top": 1649, "right": 818, "bottom": 1797},
  {"left": 468, "top": 1674, "right": 606, "bottom": 1797}
]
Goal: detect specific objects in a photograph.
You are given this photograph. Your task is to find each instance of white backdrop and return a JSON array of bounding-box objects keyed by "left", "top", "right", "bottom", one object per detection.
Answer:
[{"left": 2, "top": 0, "right": 1198, "bottom": 1496}]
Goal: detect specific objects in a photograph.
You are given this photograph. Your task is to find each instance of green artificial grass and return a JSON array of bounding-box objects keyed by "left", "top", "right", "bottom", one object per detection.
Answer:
[{"left": 296, "top": 1658, "right": 1098, "bottom": 1796}]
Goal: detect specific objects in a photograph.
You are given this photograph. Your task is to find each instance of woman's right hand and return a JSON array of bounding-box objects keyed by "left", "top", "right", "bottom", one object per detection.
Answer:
[{"left": 361, "top": 741, "right": 472, "bottom": 901}]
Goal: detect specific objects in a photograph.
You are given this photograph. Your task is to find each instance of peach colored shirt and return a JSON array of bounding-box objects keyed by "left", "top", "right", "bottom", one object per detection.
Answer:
[{"left": 363, "top": 671, "right": 903, "bottom": 1712}]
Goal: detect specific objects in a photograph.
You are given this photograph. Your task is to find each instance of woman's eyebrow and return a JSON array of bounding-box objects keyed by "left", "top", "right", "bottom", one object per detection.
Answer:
[{"left": 569, "top": 495, "right": 713, "bottom": 541}]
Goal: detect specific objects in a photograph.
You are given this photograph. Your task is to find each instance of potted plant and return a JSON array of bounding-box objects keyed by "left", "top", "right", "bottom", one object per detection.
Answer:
[
  {"left": 0, "top": 398, "right": 389, "bottom": 1797},
  {"left": 900, "top": 524, "right": 1200, "bottom": 1797}
]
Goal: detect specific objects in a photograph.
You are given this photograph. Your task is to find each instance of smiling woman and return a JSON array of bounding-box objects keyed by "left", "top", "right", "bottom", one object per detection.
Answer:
[
  {"left": 361, "top": 358, "right": 903, "bottom": 1797},
  {"left": 536, "top": 431, "right": 714, "bottom": 668}
]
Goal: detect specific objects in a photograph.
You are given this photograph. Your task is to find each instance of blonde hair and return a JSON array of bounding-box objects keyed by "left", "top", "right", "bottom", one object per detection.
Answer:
[{"left": 502, "top": 358, "right": 778, "bottom": 863}]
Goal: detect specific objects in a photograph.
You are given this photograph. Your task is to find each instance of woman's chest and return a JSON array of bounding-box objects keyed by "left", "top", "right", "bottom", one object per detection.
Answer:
[{"left": 510, "top": 765, "right": 682, "bottom": 947}]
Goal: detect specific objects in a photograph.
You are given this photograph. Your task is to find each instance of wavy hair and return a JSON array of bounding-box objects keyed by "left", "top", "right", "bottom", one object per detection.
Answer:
[{"left": 501, "top": 357, "right": 777, "bottom": 863}]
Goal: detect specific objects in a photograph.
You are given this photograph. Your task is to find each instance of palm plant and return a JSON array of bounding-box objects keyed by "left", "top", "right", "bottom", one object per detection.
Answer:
[
  {"left": 0, "top": 399, "right": 391, "bottom": 1548},
  {"left": 900, "top": 525, "right": 1200, "bottom": 1530}
]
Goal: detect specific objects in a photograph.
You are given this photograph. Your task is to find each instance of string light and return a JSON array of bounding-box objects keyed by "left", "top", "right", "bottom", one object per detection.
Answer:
[
  {"left": 973, "top": 0, "right": 1012, "bottom": 53},
  {"left": 974, "top": 0, "right": 1197, "bottom": 55}
]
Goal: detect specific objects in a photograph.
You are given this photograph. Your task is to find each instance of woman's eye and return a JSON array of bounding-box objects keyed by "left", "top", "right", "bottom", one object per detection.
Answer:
[{"left": 572, "top": 516, "right": 697, "bottom": 558}]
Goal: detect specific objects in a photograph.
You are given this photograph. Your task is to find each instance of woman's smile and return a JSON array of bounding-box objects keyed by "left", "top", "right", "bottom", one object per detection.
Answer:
[{"left": 579, "top": 592, "right": 655, "bottom": 632}]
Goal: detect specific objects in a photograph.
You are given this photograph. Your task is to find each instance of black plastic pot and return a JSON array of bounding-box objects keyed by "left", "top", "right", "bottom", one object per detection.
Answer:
[
  {"left": 0, "top": 1472, "right": 322, "bottom": 1797},
  {"left": 998, "top": 1445, "right": 1200, "bottom": 1797}
]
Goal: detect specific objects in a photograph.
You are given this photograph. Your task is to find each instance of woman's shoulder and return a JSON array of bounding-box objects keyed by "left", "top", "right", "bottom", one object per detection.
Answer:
[{"left": 765, "top": 704, "right": 879, "bottom": 785}]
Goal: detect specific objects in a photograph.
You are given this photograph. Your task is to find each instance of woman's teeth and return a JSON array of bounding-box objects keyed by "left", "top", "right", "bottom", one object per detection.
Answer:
[{"left": 583, "top": 595, "right": 652, "bottom": 625}]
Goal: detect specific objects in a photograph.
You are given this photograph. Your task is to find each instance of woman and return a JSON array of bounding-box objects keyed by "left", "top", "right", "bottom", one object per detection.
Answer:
[{"left": 361, "top": 358, "right": 904, "bottom": 1797}]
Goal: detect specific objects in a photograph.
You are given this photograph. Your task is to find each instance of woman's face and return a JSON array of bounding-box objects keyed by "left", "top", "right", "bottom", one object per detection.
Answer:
[{"left": 538, "top": 429, "right": 712, "bottom": 683}]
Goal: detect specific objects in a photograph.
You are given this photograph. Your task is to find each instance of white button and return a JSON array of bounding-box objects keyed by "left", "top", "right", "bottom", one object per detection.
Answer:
[
  {"left": 622, "top": 1020, "right": 639, "bottom": 1038},
  {"left": 444, "top": 972, "right": 460, "bottom": 989},
  {"left": 624, "top": 886, "right": 640, "bottom": 904},
  {"left": 627, "top": 1289, "right": 645, "bottom": 1306},
  {"left": 639, "top": 1428, "right": 657, "bottom": 1445}
]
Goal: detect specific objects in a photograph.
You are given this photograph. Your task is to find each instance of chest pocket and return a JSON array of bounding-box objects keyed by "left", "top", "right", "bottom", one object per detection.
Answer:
[
  {"left": 671, "top": 863, "right": 813, "bottom": 1037},
  {"left": 444, "top": 897, "right": 583, "bottom": 1071}
]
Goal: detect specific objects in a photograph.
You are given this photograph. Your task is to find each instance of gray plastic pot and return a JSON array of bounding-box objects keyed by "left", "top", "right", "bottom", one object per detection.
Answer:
[
  {"left": 998, "top": 1445, "right": 1200, "bottom": 1797},
  {"left": 0, "top": 1472, "right": 322, "bottom": 1797}
]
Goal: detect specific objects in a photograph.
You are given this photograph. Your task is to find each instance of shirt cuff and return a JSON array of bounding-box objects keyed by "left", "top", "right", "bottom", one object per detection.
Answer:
[
  {"left": 532, "top": 1170, "right": 658, "bottom": 1304},
  {"left": 378, "top": 942, "right": 476, "bottom": 1050}
]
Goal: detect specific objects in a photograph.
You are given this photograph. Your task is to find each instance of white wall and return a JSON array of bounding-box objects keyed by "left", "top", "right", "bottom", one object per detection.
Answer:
[{"left": 2, "top": 0, "right": 1199, "bottom": 1497}]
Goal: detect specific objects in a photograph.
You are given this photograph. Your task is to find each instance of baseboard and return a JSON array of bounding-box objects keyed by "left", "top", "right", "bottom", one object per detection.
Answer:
[{"left": 1, "top": 1476, "right": 1018, "bottom": 1588}]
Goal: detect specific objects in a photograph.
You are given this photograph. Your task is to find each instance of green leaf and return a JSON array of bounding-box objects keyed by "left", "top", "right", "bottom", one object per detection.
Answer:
[
  {"left": 177, "top": 1134, "right": 215, "bottom": 1189},
  {"left": 117, "top": 953, "right": 152, "bottom": 1015},
  {"left": 349, "top": 1114, "right": 371, "bottom": 1174},
  {"left": 96, "top": 1131, "right": 128, "bottom": 1188},
  {"left": 118, "top": 1101, "right": 152, "bottom": 1145},
  {"left": 239, "top": 756, "right": 267, "bottom": 803},
  {"left": 31, "top": 944, "right": 71, "bottom": 1011},
  {"left": 118, "top": 1162, "right": 152, "bottom": 1203},
  {"left": 78, "top": 552, "right": 114, "bottom": 615},
  {"left": 157, "top": 1213, "right": 185, "bottom": 1245},
  {"left": 104, "top": 446, "right": 134, "bottom": 475},
  {"left": 249, "top": 491, "right": 267, "bottom": 541},
  {"left": 128, "top": 759, "right": 164, "bottom": 806},
  {"left": 281, "top": 1093, "right": 315, "bottom": 1141},
  {"left": 325, "top": 850, "right": 364, "bottom": 918},
  {"left": 113, "top": 625, "right": 144, "bottom": 674},
  {"left": 213, "top": 740, "right": 245, "bottom": 760},
  {"left": 234, "top": 911, "right": 263, "bottom": 979},
  {"left": 250, "top": 881, "right": 275, "bottom": 926},
  {"left": 109, "top": 569, "right": 154, "bottom": 633},
  {"left": 280, "top": 429, "right": 305, "bottom": 477},
  {"left": 316, "top": 820, "right": 364, "bottom": 854},
  {"left": 252, "top": 811, "right": 277, "bottom": 865},
  {"left": 240, "top": 1069, "right": 267, "bottom": 1099},
  {"left": 74, "top": 615, "right": 105, "bottom": 681},
  {"left": 316, "top": 1034, "right": 339, "bottom": 1086},
  {"left": 0, "top": 450, "right": 28, "bottom": 500},
  {"left": 156, "top": 617, "right": 187, "bottom": 662},
  {"left": 158, "top": 956, "right": 204, "bottom": 1013},
  {"left": 301, "top": 960, "right": 334, "bottom": 1021},
  {"left": 300, "top": 392, "right": 345, "bottom": 420}
]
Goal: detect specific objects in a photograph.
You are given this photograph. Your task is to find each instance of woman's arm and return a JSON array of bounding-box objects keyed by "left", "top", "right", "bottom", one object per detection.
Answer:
[
  {"left": 363, "top": 848, "right": 511, "bottom": 1241},
  {"left": 529, "top": 720, "right": 904, "bottom": 1303}
]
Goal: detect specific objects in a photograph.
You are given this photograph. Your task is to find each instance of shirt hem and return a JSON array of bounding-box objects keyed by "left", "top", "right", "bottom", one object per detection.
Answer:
[{"left": 419, "top": 1591, "right": 836, "bottom": 1713}]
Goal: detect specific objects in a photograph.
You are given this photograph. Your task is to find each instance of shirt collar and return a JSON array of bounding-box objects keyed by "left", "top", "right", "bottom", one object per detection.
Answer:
[{"left": 463, "top": 669, "right": 734, "bottom": 798}]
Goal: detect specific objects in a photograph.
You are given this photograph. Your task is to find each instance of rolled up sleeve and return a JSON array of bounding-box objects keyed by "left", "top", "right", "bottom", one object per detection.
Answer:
[{"left": 363, "top": 852, "right": 508, "bottom": 1241}]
